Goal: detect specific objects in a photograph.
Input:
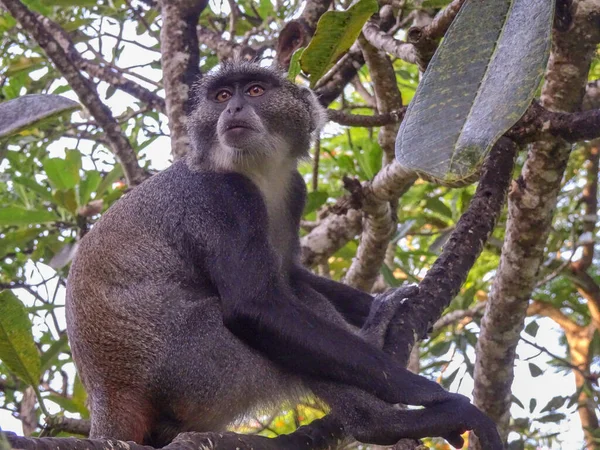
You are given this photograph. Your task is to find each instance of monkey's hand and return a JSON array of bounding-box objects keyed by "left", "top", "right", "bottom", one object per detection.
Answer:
[
  {"left": 424, "top": 393, "right": 504, "bottom": 450},
  {"left": 359, "top": 284, "right": 419, "bottom": 349}
]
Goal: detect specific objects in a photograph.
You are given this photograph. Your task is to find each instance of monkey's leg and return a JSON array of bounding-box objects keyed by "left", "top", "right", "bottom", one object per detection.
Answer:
[
  {"left": 88, "top": 390, "right": 155, "bottom": 444},
  {"left": 292, "top": 281, "right": 501, "bottom": 449},
  {"left": 310, "top": 382, "right": 502, "bottom": 449}
]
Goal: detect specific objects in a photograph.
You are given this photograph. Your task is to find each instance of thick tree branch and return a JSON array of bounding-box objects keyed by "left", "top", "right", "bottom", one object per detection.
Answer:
[
  {"left": 329, "top": 101, "right": 600, "bottom": 144},
  {"left": 160, "top": 0, "right": 208, "bottom": 159},
  {"left": 44, "top": 417, "right": 91, "bottom": 437},
  {"left": 422, "top": 0, "right": 468, "bottom": 40},
  {"left": 384, "top": 138, "right": 517, "bottom": 363},
  {"left": 472, "top": 1, "right": 600, "bottom": 446},
  {"left": 583, "top": 79, "right": 600, "bottom": 110},
  {"left": 343, "top": 38, "right": 403, "bottom": 291},
  {"left": 432, "top": 302, "right": 486, "bottom": 332},
  {"left": 327, "top": 108, "right": 406, "bottom": 127},
  {"left": 300, "top": 209, "right": 363, "bottom": 267},
  {"left": 527, "top": 300, "right": 581, "bottom": 334},
  {"left": 362, "top": 21, "right": 417, "bottom": 65},
  {"left": 4, "top": 419, "right": 345, "bottom": 450},
  {"left": 1, "top": 0, "right": 146, "bottom": 186},
  {"left": 363, "top": 0, "right": 466, "bottom": 71},
  {"left": 197, "top": 27, "right": 257, "bottom": 61},
  {"left": 508, "top": 102, "right": 600, "bottom": 144},
  {"left": 570, "top": 143, "right": 598, "bottom": 273}
]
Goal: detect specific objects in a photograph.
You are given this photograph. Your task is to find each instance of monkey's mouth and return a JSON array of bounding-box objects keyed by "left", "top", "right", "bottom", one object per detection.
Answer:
[{"left": 225, "top": 121, "right": 254, "bottom": 132}]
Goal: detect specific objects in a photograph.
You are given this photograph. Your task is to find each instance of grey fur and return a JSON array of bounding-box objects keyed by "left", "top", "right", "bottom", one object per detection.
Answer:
[
  {"left": 66, "top": 62, "right": 503, "bottom": 450},
  {"left": 66, "top": 62, "right": 331, "bottom": 445}
]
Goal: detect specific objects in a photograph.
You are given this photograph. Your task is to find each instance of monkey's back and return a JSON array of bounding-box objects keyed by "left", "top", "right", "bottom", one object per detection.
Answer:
[{"left": 66, "top": 160, "right": 302, "bottom": 443}]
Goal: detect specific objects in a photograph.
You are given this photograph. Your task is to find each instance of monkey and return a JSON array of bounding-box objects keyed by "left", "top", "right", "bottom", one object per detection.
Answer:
[{"left": 65, "top": 61, "right": 503, "bottom": 450}]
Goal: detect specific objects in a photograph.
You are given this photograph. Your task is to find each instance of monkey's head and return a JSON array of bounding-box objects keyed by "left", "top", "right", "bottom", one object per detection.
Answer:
[{"left": 188, "top": 61, "right": 326, "bottom": 170}]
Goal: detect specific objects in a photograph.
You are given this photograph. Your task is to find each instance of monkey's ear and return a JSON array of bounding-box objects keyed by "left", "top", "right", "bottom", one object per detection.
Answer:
[{"left": 300, "top": 88, "right": 328, "bottom": 137}]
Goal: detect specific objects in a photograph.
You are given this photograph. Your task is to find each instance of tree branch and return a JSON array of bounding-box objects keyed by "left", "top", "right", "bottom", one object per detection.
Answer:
[
  {"left": 471, "top": 1, "right": 600, "bottom": 445},
  {"left": 5, "top": 420, "right": 345, "bottom": 450},
  {"left": 197, "top": 27, "right": 257, "bottom": 60},
  {"left": 384, "top": 138, "right": 517, "bottom": 363},
  {"left": 362, "top": 21, "right": 417, "bottom": 65},
  {"left": 160, "top": 0, "right": 208, "bottom": 158},
  {"left": 1, "top": 0, "right": 146, "bottom": 186},
  {"left": 343, "top": 38, "right": 404, "bottom": 291}
]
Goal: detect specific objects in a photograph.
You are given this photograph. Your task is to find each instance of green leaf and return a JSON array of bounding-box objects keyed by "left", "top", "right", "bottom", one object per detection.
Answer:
[
  {"left": 0, "top": 94, "right": 79, "bottom": 138},
  {"left": 355, "top": 141, "right": 382, "bottom": 180},
  {"left": 287, "top": 48, "right": 305, "bottom": 82},
  {"left": 380, "top": 264, "right": 401, "bottom": 287},
  {"left": 537, "top": 413, "right": 566, "bottom": 424},
  {"left": 12, "top": 176, "right": 54, "bottom": 202},
  {"left": 395, "top": 0, "right": 554, "bottom": 186},
  {"left": 46, "top": 394, "right": 86, "bottom": 415},
  {"left": 426, "top": 197, "right": 452, "bottom": 218},
  {"left": 258, "top": 0, "right": 274, "bottom": 19},
  {"left": 441, "top": 367, "right": 459, "bottom": 389},
  {"left": 429, "top": 340, "right": 452, "bottom": 357},
  {"left": 0, "top": 206, "right": 56, "bottom": 225},
  {"left": 0, "top": 228, "right": 41, "bottom": 258},
  {"left": 511, "top": 394, "right": 525, "bottom": 409},
  {"left": 528, "top": 362, "right": 543, "bottom": 378},
  {"left": 5, "top": 56, "right": 45, "bottom": 76},
  {"left": 529, "top": 398, "right": 537, "bottom": 413},
  {"left": 96, "top": 165, "right": 124, "bottom": 196},
  {"left": 53, "top": 188, "right": 78, "bottom": 214},
  {"left": 524, "top": 320, "right": 539, "bottom": 337},
  {"left": 540, "top": 396, "right": 567, "bottom": 413},
  {"left": 51, "top": 84, "right": 72, "bottom": 95},
  {"left": 301, "top": 0, "right": 378, "bottom": 87},
  {"left": 78, "top": 171, "right": 101, "bottom": 206},
  {"left": 0, "top": 290, "right": 41, "bottom": 387},
  {"left": 40, "top": 334, "right": 69, "bottom": 372},
  {"left": 72, "top": 375, "right": 89, "bottom": 418},
  {"left": 43, "top": 149, "right": 81, "bottom": 191},
  {"left": 303, "top": 191, "right": 329, "bottom": 215}
]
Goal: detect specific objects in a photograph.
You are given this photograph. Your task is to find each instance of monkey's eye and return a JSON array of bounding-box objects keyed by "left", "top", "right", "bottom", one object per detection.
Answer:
[
  {"left": 246, "top": 85, "right": 265, "bottom": 97},
  {"left": 215, "top": 90, "right": 232, "bottom": 102}
]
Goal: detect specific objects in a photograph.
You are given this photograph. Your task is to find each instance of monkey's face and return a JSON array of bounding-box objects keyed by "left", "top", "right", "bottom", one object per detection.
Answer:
[{"left": 188, "top": 62, "right": 325, "bottom": 169}]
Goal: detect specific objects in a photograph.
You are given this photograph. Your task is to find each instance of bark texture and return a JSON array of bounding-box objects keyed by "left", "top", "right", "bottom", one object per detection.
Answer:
[
  {"left": 343, "top": 39, "right": 404, "bottom": 291},
  {"left": 160, "top": 0, "right": 208, "bottom": 159}
]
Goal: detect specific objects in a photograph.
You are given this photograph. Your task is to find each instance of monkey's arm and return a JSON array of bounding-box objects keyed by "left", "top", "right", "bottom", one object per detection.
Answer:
[
  {"left": 196, "top": 175, "right": 441, "bottom": 405},
  {"left": 291, "top": 267, "right": 373, "bottom": 327},
  {"left": 196, "top": 175, "right": 503, "bottom": 449}
]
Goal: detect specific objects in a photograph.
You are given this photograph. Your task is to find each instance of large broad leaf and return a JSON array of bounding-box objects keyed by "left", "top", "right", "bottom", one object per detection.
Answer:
[
  {"left": 0, "top": 94, "right": 79, "bottom": 138},
  {"left": 395, "top": 0, "right": 554, "bottom": 186},
  {"left": 0, "top": 290, "right": 41, "bottom": 387},
  {"left": 301, "top": 0, "right": 378, "bottom": 87}
]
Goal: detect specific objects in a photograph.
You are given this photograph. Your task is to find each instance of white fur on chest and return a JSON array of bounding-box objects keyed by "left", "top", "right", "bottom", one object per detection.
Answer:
[{"left": 244, "top": 161, "right": 296, "bottom": 265}]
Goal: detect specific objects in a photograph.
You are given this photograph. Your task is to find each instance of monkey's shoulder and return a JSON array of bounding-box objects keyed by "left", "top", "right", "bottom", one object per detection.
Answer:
[{"left": 95, "top": 160, "right": 270, "bottom": 242}]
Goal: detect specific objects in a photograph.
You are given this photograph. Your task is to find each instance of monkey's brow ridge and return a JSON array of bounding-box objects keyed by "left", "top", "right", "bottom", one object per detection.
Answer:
[{"left": 199, "top": 65, "right": 284, "bottom": 93}]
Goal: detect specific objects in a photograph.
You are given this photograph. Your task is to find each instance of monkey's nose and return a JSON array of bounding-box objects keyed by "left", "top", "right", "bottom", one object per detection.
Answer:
[{"left": 227, "top": 99, "right": 244, "bottom": 114}]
